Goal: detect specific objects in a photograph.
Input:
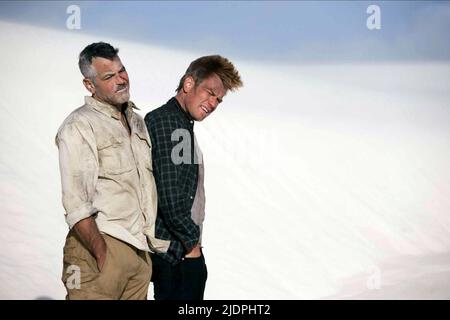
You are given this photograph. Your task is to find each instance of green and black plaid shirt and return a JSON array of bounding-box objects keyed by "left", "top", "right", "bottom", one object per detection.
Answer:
[{"left": 144, "top": 97, "right": 200, "bottom": 265}]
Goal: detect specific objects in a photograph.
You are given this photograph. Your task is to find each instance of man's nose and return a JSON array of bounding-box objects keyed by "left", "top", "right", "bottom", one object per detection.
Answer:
[
  {"left": 115, "top": 73, "right": 127, "bottom": 83},
  {"left": 207, "top": 96, "right": 219, "bottom": 109}
]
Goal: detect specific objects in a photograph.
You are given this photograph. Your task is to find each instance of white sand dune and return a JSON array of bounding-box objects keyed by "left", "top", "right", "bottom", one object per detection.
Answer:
[{"left": 0, "top": 21, "right": 449, "bottom": 299}]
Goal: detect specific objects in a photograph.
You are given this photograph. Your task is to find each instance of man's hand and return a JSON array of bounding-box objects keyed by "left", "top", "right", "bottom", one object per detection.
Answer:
[
  {"left": 73, "top": 216, "right": 107, "bottom": 271},
  {"left": 185, "top": 244, "right": 202, "bottom": 258}
]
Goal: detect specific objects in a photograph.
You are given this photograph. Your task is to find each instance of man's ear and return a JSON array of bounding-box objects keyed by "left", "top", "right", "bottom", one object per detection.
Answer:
[
  {"left": 83, "top": 78, "right": 96, "bottom": 94},
  {"left": 183, "top": 76, "right": 195, "bottom": 93}
]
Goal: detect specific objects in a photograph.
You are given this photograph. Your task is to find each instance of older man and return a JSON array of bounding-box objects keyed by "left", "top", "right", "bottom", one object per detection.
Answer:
[{"left": 56, "top": 42, "right": 163, "bottom": 299}]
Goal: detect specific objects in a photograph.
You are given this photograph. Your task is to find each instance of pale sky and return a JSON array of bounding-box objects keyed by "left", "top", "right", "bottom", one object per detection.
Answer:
[{"left": 1, "top": 1, "right": 449, "bottom": 63}]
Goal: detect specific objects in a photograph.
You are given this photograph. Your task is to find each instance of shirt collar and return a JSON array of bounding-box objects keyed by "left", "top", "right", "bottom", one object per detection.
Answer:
[
  {"left": 171, "top": 97, "right": 195, "bottom": 127},
  {"left": 85, "top": 96, "right": 139, "bottom": 120}
]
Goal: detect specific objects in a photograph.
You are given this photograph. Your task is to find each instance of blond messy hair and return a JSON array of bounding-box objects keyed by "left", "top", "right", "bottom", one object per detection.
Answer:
[{"left": 176, "top": 55, "right": 243, "bottom": 93}]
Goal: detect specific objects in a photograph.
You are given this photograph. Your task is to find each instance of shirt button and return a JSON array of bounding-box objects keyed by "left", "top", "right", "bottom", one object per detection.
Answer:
[{"left": 190, "top": 195, "right": 194, "bottom": 199}]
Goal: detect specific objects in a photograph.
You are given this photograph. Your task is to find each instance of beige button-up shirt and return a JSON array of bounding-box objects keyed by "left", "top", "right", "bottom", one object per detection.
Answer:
[{"left": 56, "top": 96, "right": 168, "bottom": 252}]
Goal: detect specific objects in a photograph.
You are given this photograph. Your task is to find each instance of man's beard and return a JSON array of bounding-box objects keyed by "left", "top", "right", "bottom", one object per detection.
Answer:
[{"left": 108, "top": 90, "right": 130, "bottom": 106}]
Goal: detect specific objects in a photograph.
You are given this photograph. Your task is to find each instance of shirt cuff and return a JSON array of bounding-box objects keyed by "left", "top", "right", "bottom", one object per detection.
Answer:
[{"left": 65, "top": 203, "right": 97, "bottom": 229}]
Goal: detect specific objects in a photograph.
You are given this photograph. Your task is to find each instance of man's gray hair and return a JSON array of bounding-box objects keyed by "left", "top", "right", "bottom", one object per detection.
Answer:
[{"left": 78, "top": 42, "right": 119, "bottom": 81}]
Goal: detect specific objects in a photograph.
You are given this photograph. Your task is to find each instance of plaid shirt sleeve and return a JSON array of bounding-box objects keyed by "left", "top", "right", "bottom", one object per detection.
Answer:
[{"left": 145, "top": 112, "right": 200, "bottom": 259}]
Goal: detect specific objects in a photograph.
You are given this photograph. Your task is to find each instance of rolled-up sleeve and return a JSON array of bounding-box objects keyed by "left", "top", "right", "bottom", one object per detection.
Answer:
[{"left": 56, "top": 118, "right": 99, "bottom": 229}]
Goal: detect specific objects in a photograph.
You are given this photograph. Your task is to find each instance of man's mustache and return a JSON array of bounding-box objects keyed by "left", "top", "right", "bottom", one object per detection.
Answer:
[{"left": 116, "top": 84, "right": 128, "bottom": 92}]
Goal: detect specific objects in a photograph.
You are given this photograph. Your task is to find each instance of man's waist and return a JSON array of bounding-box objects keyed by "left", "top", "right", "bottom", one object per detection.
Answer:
[{"left": 95, "top": 219, "right": 151, "bottom": 252}]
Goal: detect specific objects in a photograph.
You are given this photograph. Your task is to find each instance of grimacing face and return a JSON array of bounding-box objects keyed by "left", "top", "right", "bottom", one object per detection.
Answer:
[
  {"left": 182, "top": 73, "right": 226, "bottom": 121},
  {"left": 83, "top": 56, "right": 130, "bottom": 107}
]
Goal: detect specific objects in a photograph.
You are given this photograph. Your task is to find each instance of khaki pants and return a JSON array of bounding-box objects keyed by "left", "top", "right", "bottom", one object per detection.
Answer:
[{"left": 62, "top": 231, "right": 152, "bottom": 300}]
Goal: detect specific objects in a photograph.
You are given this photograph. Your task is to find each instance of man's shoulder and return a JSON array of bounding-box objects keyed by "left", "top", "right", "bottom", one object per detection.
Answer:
[
  {"left": 59, "top": 104, "right": 87, "bottom": 124},
  {"left": 57, "top": 103, "right": 97, "bottom": 134},
  {"left": 55, "top": 104, "right": 94, "bottom": 144},
  {"left": 144, "top": 99, "right": 181, "bottom": 124}
]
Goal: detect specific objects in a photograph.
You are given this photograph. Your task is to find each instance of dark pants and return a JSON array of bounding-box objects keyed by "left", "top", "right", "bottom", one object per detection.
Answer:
[{"left": 151, "top": 251, "right": 207, "bottom": 300}]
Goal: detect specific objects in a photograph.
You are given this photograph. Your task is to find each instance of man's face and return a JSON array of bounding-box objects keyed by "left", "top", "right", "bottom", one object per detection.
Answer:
[
  {"left": 84, "top": 56, "right": 130, "bottom": 107},
  {"left": 183, "top": 73, "right": 226, "bottom": 121}
]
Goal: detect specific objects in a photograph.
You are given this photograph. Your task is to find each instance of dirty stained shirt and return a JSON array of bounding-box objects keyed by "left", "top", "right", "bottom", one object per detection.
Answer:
[{"left": 55, "top": 96, "right": 170, "bottom": 252}]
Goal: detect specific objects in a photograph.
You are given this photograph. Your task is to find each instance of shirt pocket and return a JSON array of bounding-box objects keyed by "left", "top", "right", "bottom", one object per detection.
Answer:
[
  {"left": 135, "top": 131, "right": 153, "bottom": 171},
  {"left": 97, "top": 136, "right": 134, "bottom": 175}
]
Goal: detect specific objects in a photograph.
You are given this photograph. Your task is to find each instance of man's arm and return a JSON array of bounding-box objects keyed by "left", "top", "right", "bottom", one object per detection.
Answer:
[
  {"left": 145, "top": 114, "right": 200, "bottom": 255},
  {"left": 56, "top": 118, "right": 106, "bottom": 270},
  {"left": 73, "top": 216, "right": 107, "bottom": 271}
]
